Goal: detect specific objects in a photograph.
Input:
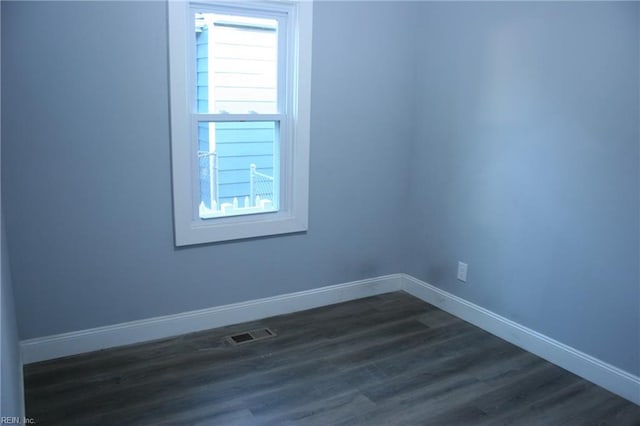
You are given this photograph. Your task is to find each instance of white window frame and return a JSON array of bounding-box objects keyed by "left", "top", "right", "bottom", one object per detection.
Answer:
[{"left": 168, "top": 0, "right": 312, "bottom": 246}]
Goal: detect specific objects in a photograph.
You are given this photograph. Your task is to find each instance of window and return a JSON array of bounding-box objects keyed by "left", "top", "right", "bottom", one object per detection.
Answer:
[{"left": 168, "top": 1, "right": 312, "bottom": 246}]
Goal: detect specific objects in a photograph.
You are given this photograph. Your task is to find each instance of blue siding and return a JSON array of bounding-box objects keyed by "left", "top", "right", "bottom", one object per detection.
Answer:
[
  {"left": 216, "top": 122, "right": 275, "bottom": 204},
  {"left": 217, "top": 168, "right": 274, "bottom": 183}
]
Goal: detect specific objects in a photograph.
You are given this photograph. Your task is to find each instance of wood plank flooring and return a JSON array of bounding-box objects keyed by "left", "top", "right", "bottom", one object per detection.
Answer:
[{"left": 24, "top": 292, "right": 640, "bottom": 425}]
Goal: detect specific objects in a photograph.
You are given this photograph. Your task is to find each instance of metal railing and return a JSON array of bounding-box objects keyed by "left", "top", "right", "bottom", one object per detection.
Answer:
[
  {"left": 197, "top": 150, "right": 219, "bottom": 208},
  {"left": 249, "top": 163, "right": 274, "bottom": 207},
  {"left": 198, "top": 161, "right": 275, "bottom": 219}
]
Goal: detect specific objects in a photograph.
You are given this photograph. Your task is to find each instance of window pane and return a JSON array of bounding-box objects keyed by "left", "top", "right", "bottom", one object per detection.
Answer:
[
  {"left": 195, "top": 12, "right": 278, "bottom": 114},
  {"left": 198, "top": 121, "right": 279, "bottom": 219}
]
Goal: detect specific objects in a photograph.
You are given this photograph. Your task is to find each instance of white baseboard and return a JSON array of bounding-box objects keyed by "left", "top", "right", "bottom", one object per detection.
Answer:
[
  {"left": 20, "top": 274, "right": 403, "bottom": 364},
  {"left": 20, "top": 272, "right": 639, "bottom": 406},
  {"left": 400, "top": 274, "right": 640, "bottom": 406}
]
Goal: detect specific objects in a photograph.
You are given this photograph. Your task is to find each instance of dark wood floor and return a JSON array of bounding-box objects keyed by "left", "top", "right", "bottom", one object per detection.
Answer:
[{"left": 25, "top": 292, "right": 640, "bottom": 425}]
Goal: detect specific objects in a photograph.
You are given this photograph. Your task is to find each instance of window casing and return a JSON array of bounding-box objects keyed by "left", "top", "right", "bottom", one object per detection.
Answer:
[{"left": 168, "top": 1, "right": 312, "bottom": 246}]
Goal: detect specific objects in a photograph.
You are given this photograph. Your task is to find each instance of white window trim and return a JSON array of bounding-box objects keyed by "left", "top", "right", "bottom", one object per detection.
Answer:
[{"left": 168, "top": 0, "right": 312, "bottom": 246}]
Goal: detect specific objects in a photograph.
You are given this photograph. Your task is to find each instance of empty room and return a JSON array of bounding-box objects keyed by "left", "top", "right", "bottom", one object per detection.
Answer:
[{"left": 1, "top": 0, "right": 639, "bottom": 424}]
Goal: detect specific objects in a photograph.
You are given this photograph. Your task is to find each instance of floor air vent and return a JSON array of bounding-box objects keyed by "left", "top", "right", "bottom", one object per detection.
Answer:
[{"left": 226, "top": 328, "right": 276, "bottom": 346}]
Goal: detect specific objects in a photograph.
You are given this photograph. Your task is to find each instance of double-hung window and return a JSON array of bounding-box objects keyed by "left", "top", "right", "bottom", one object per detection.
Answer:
[{"left": 168, "top": 1, "right": 312, "bottom": 246}]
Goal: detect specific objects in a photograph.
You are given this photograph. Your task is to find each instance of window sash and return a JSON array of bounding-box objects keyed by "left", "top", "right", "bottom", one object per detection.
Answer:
[
  {"left": 188, "top": 4, "right": 289, "bottom": 222},
  {"left": 189, "top": 5, "right": 289, "bottom": 116},
  {"left": 190, "top": 115, "right": 286, "bottom": 222},
  {"left": 192, "top": 113, "right": 285, "bottom": 122}
]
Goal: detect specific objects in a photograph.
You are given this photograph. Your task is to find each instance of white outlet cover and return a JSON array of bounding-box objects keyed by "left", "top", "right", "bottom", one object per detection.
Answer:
[{"left": 457, "top": 261, "right": 468, "bottom": 282}]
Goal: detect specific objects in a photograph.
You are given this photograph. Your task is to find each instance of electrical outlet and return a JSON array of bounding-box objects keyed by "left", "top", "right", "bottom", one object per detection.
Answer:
[{"left": 457, "top": 261, "right": 468, "bottom": 282}]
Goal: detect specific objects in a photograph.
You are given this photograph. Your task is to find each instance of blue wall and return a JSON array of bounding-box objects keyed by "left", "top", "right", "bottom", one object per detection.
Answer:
[
  {"left": 1, "top": 2, "right": 23, "bottom": 414},
  {"left": 1, "top": 1, "right": 414, "bottom": 339},
  {"left": 1, "top": 0, "right": 638, "bottom": 380},
  {"left": 407, "top": 1, "right": 640, "bottom": 375},
  {"left": 1, "top": 219, "right": 22, "bottom": 417}
]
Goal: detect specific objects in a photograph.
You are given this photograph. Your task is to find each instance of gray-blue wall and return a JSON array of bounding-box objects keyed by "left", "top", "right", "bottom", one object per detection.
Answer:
[
  {"left": 1, "top": 0, "right": 23, "bottom": 414},
  {"left": 1, "top": 219, "right": 22, "bottom": 417},
  {"left": 407, "top": 1, "right": 640, "bottom": 376},
  {"left": 2, "top": 0, "right": 638, "bottom": 380},
  {"left": 1, "top": 1, "right": 413, "bottom": 339}
]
